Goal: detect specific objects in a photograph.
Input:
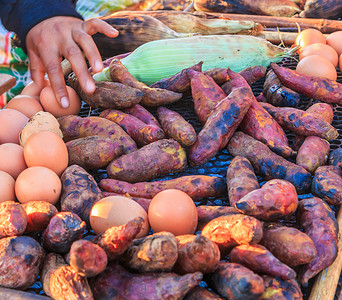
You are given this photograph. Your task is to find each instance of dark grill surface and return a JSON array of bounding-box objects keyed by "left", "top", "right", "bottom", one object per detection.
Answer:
[{"left": 28, "top": 56, "right": 342, "bottom": 299}]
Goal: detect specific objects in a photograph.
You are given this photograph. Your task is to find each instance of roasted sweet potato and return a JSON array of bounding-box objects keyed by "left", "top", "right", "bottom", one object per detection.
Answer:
[
  {"left": 235, "top": 179, "right": 298, "bottom": 221},
  {"left": 184, "top": 286, "right": 224, "bottom": 300},
  {"left": 227, "top": 131, "right": 312, "bottom": 194},
  {"left": 58, "top": 115, "right": 137, "bottom": 153},
  {"left": 68, "top": 72, "right": 144, "bottom": 109},
  {"left": 157, "top": 106, "right": 197, "bottom": 147},
  {"left": 69, "top": 239, "right": 108, "bottom": 278},
  {"left": 188, "top": 87, "right": 253, "bottom": 166},
  {"left": 263, "top": 69, "right": 300, "bottom": 107},
  {"left": 261, "top": 224, "right": 317, "bottom": 267},
  {"left": 197, "top": 205, "right": 240, "bottom": 229},
  {"left": 311, "top": 165, "right": 342, "bottom": 205},
  {"left": 204, "top": 67, "right": 230, "bottom": 85},
  {"left": 260, "top": 102, "right": 338, "bottom": 141},
  {"left": 0, "top": 236, "right": 45, "bottom": 290},
  {"left": 227, "top": 156, "right": 259, "bottom": 206},
  {"left": 328, "top": 148, "right": 342, "bottom": 167},
  {"left": 109, "top": 59, "right": 183, "bottom": 107},
  {"left": 150, "top": 62, "right": 203, "bottom": 93},
  {"left": 107, "top": 139, "right": 187, "bottom": 183},
  {"left": 296, "top": 197, "right": 338, "bottom": 286},
  {"left": 201, "top": 213, "right": 263, "bottom": 254},
  {"left": 90, "top": 262, "right": 203, "bottom": 300},
  {"left": 207, "top": 261, "right": 264, "bottom": 300},
  {"left": 100, "top": 109, "right": 165, "bottom": 146},
  {"left": 270, "top": 62, "right": 342, "bottom": 104},
  {"left": 0, "top": 201, "right": 27, "bottom": 238},
  {"left": 60, "top": 165, "right": 103, "bottom": 223},
  {"left": 174, "top": 234, "right": 220, "bottom": 275},
  {"left": 122, "top": 104, "right": 161, "bottom": 128},
  {"left": 187, "top": 69, "right": 227, "bottom": 124},
  {"left": 229, "top": 244, "right": 296, "bottom": 280},
  {"left": 99, "top": 175, "right": 225, "bottom": 200},
  {"left": 22, "top": 201, "right": 58, "bottom": 233},
  {"left": 262, "top": 276, "right": 303, "bottom": 300}
]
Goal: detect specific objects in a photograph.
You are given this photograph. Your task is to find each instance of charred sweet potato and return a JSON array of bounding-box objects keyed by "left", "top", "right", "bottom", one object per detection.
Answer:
[
  {"left": 184, "top": 286, "right": 224, "bottom": 300},
  {"left": 229, "top": 244, "right": 296, "bottom": 280},
  {"left": 0, "top": 201, "right": 27, "bottom": 238},
  {"left": 227, "top": 156, "right": 259, "bottom": 206},
  {"left": 311, "top": 165, "right": 342, "bottom": 205},
  {"left": 234, "top": 179, "right": 298, "bottom": 221},
  {"left": 60, "top": 165, "right": 103, "bottom": 223},
  {"left": 99, "top": 175, "right": 225, "bottom": 201},
  {"left": 157, "top": 106, "right": 197, "bottom": 147},
  {"left": 262, "top": 276, "right": 303, "bottom": 300},
  {"left": 328, "top": 148, "right": 342, "bottom": 167},
  {"left": 201, "top": 213, "right": 263, "bottom": 254},
  {"left": 207, "top": 261, "right": 264, "bottom": 300},
  {"left": 174, "top": 234, "right": 220, "bottom": 274},
  {"left": 261, "top": 224, "right": 317, "bottom": 267},
  {"left": 107, "top": 139, "right": 187, "bottom": 182},
  {"left": 189, "top": 87, "right": 252, "bottom": 166},
  {"left": 227, "top": 131, "right": 312, "bottom": 194},
  {"left": 204, "top": 67, "right": 230, "bottom": 85},
  {"left": 123, "top": 104, "right": 161, "bottom": 128},
  {"left": 296, "top": 197, "right": 338, "bottom": 286}
]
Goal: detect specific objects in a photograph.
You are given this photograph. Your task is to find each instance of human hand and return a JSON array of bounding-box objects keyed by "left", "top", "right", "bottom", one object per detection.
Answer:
[{"left": 25, "top": 16, "right": 118, "bottom": 108}]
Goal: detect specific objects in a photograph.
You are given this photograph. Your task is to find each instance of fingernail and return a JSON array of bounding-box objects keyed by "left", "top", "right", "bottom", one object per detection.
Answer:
[
  {"left": 61, "top": 97, "right": 70, "bottom": 108},
  {"left": 86, "top": 79, "right": 95, "bottom": 93}
]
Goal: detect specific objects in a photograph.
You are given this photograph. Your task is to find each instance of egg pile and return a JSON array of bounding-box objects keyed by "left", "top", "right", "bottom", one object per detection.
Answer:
[{"left": 295, "top": 28, "right": 342, "bottom": 80}]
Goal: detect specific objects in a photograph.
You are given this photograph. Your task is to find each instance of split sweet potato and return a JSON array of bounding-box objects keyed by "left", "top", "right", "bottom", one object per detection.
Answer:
[
  {"left": 311, "top": 165, "right": 342, "bottom": 205},
  {"left": 262, "top": 276, "right": 303, "bottom": 300},
  {"left": 270, "top": 62, "right": 342, "bottom": 105},
  {"left": 0, "top": 201, "right": 27, "bottom": 238},
  {"left": 328, "top": 148, "right": 342, "bottom": 167},
  {"left": 196, "top": 205, "right": 240, "bottom": 229},
  {"left": 99, "top": 175, "right": 226, "bottom": 200},
  {"left": 109, "top": 59, "right": 183, "bottom": 106},
  {"left": 261, "top": 224, "right": 317, "bottom": 267},
  {"left": 174, "top": 234, "right": 220, "bottom": 275},
  {"left": 201, "top": 213, "right": 263, "bottom": 254},
  {"left": 122, "top": 104, "right": 161, "bottom": 128},
  {"left": 100, "top": 109, "right": 165, "bottom": 146},
  {"left": 227, "top": 131, "right": 312, "bottom": 194},
  {"left": 235, "top": 179, "right": 298, "bottom": 221},
  {"left": 296, "top": 197, "right": 338, "bottom": 286},
  {"left": 68, "top": 72, "right": 144, "bottom": 109},
  {"left": 184, "top": 286, "right": 224, "bottom": 300},
  {"left": 229, "top": 244, "right": 296, "bottom": 280},
  {"left": 187, "top": 69, "right": 227, "bottom": 124},
  {"left": 226, "top": 156, "right": 259, "bottom": 206},
  {"left": 107, "top": 139, "right": 187, "bottom": 183},
  {"left": 188, "top": 87, "right": 252, "bottom": 166},
  {"left": 207, "top": 261, "right": 265, "bottom": 300}
]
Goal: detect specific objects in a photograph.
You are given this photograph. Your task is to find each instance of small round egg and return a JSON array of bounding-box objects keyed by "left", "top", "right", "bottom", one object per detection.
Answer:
[
  {"left": 0, "top": 109, "right": 28, "bottom": 144},
  {"left": 21, "top": 78, "right": 50, "bottom": 97},
  {"left": 0, "top": 171, "right": 15, "bottom": 203},
  {"left": 90, "top": 196, "right": 149, "bottom": 238},
  {"left": 0, "top": 143, "right": 27, "bottom": 179},
  {"left": 296, "top": 55, "right": 337, "bottom": 81},
  {"left": 6, "top": 95, "right": 43, "bottom": 118},
  {"left": 339, "top": 54, "right": 342, "bottom": 72},
  {"left": 24, "top": 130, "right": 68, "bottom": 176},
  {"left": 295, "top": 29, "right": 326, "bottom": 53},
  {"left": 326, "top": 31, "right": 342, "bottom": 56},
  {"left": 148, "top": 189, "right": 198, "bottom": 236},
  {"left": 40, "top": 86, "right": 81, "bottom": 118},
  {"left": 15, "top": 166, "right": 62, "bottom": 204},
  {"left": 299, "top": 43, "right": 338, "bottom": 67}
]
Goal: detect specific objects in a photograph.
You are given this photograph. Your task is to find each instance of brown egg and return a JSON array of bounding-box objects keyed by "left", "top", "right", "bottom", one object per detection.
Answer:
[
  {"left": 24, "top": 130, "right": 68, "bottom": 176},
  {"left": 6, "top": 95, "right": 43, "bottom": 118},
  {"left": 0, "top": 171, "right": 15, "bottom": 203},
  {"left": 0, "top": 109, "right": 28, "bottom": 144},
  {"left": 0, "top": 143, "right": 27, "bottom": 179},
  {"left": 15, "top": 166, "right": 62, "bottom": 204},
  {"left": 339, "top": 54, "right": 342, "bottom": 72},
  {"left": 326, "top": 31, "right": 342, "bottom": 56},
  {"left": 148, "top": 189, "right": 198, "bottom": 236},
  {"left": 295, "top": 29, "right": 326, "bottom": 53},
  {"left": 21, "top": 78, "right": 50, "bottom": 97},
  {"left": 299, "top": 43, "right": 338, "bottom": 67},
  {"left": 296, "top": 55, "right": 337, "bottom": 81},
  {"left": 40, "top": 86, "right": 81, "bottom": 118},
  {"left": 90, "top": 196, "right": 150, "bottom": 238}
]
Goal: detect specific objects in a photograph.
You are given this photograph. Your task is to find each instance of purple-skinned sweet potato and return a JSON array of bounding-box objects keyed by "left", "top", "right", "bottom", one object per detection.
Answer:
[
  {"left": 88, "top": 52, "right": 131, "bottom": 75},
  {"left": 229, "top": 244, "right": 296, "bottom": 280},
  {"left": 262, "top": 276, "right": 303, "bottom": 300},
  {"left": 227, "top": 131, "right": 312, "bottom": 194},
  {"left": 227, "top": 156, "right": 259, "bottom": 206},
  {"left": 157, "top": 106, "right": 197, "bottom": 147},
  {"left": 328, "top": 148, "right": 342, "bottom": 167},
  {"left": 296, "top": 197, "right": 338, "bottom": 286},
  {"left": 123, "top": 104, "right": 161, "bottom": 128},
  {"left": 184, "top": 286, "right": 224, "bottom": 300},
  {"left": 188, "top": 87, "right": 252, "bottom": 166},
  {"left": 0, "top": 201, "right": 27, "bottom": 238}
]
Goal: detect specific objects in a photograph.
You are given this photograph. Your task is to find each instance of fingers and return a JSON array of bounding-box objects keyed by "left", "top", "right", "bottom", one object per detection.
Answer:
[
  {"left": 83, "top": 18, "right": 119, "bottom": 38},
  {"left": 28, "top": 52, "right": 46, "bottom": 89}
]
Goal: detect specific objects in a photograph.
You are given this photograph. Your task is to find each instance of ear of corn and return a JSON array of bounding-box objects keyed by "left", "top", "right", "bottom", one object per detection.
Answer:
[{"left": 94, "top": 35, "right": 296, "bottom": 85}]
